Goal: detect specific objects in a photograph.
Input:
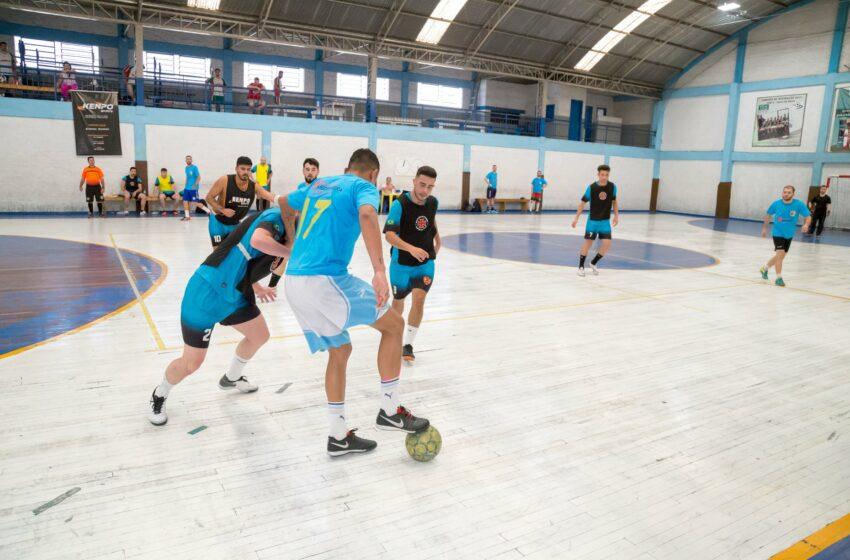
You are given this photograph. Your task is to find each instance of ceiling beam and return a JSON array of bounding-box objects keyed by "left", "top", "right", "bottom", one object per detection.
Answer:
[
  {"left": 463, "top": 0, "right": 520, "bottom": 60},
  {"left": 375, "top": 0, "right": 406, "bottom": 48},
  {"left": 0, "top": 0, "right": 664, "bottom": 97}
]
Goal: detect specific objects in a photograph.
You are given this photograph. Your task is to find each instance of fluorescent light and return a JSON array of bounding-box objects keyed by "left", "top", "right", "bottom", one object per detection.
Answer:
[
  {"left": 187, "top": 0, "right": 221, "bottom": 10},
  {"left": 717, "top": 2, "right": 740, "bottom": 10},
  {"left": 416, "top": 0, "right": 468, "bottom": 44},
  {"left": 574, "top": 0, "right": 672, "bottom": 72}
]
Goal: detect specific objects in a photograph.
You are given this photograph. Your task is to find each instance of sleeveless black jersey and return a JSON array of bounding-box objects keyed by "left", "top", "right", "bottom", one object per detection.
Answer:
[
  {"left": 215, "top": 174, "right": 256, "bottom": 226},
  {"left": 582, "top": 182, "right": 617, "bottom": 221},
  {"left": 383, "top": 194, "right": 438, "bottom": 267}
]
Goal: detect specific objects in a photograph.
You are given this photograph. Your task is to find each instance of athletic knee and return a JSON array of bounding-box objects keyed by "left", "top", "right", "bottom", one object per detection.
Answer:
[
  {"left": 383, "top": 309, "right": 405, "bottom": 336},
  {"left": 411, "top": 291, "right": 427, "bottom": 307},
  {"left": 182, "top": 355, "right": 204, "bottom": 374},
  {"left": 329, "top": 344, "right": 352, "bottom": 363}
]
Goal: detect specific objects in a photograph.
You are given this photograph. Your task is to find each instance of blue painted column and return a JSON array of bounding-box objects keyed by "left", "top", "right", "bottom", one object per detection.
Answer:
[
  {"left": 568, "top": 99, "right": 583, "bottom": 141},
  {"left": 222, "top": 38, "right": 234, "bottom": 111},
  {"left": 651, "top": 98, "right": 665, "bottom": 178},
  {"left": 720, "top": 32, "right": 747, "bottom": 183},
  {"left": 133, "top": 24, "right": 145, "bottom": 107},
  {"left": 400, "top": 61, "right": 410, "bottom": 118},
  {"left": 314, "top": 50, "right": 324, "bottom": 102}
]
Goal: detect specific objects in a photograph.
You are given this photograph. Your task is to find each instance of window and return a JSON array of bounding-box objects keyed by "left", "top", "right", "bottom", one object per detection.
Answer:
[
  {"left": 14, "top": 37, "right": 99, "bottom": 73},
  {"left": 336, "top": 73, "right": 389, "bottom": 100},
  {"left": 242, "top": 63, "right": 304, "bottom": 92},
  {"left": 143, "top": 52, "right": 211, "bottom": 83},
  {"left": 416, "top": 83, "right": 463, "bottom": 109}
]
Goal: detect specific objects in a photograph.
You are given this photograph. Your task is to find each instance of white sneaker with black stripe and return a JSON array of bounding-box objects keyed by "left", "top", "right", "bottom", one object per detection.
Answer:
[{"left": 218, "top": 374, "right": 258, "bottom": 393}]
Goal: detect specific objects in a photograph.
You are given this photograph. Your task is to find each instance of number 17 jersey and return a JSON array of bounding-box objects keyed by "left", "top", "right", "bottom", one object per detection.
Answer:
[{"left": 285, "top": 173, "right": 380, "bottom": 276}]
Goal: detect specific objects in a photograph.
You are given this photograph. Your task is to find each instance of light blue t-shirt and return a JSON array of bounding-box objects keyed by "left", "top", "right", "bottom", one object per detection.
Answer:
[
  {"left": 767, "top": 198, "right": 810, "bottom": 239},
  {"left": 531, "top": 177, "right": 547, "bottom": 193},
  {"left": 184, "top": 164, "right": 200, "bottom": 190},
  {"left": 486, "top": 171, "right": 498, "bottom": 189},
  {"left": 286, "top": 173, "right": 380, "bottom": 276}
]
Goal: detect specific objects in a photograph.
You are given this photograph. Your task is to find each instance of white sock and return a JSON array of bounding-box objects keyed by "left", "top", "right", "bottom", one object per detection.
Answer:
[
  {"left": 380, "top": 377, "right": 400, "bottom": 415},
  {"left": 226, "top": 354, "right": 249, "bottom": 381},
  {"left": 404, "top": 325, "right": 418, "bottom": 346},
  {"left": 328, "top": 402, "right": 348, "bottom": 440},
  {"left": 154, "top": 377, "right": 173, "bottom": 398},
  {"left": 184, "top": 207, "right": 190, "bottom": 217}
]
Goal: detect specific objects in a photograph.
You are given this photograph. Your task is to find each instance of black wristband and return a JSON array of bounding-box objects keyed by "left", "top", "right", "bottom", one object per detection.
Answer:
[{"left": 269, "top": 273, "right": 281, "bottom": 288}]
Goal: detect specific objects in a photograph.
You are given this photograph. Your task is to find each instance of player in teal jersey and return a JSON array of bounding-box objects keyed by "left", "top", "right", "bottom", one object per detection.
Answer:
[{"left": 760, "top": 185, "right": 811, "bottom": 287}]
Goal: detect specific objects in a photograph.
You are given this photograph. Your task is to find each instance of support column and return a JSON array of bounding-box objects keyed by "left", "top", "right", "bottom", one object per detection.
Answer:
[
  {"left": 536, "top": 80, "right": 547, "bottom": 137},
  {"left": 314, "top": 50, "right": 324, "bottom": 98},
  {"left": 462, "top": 143, "right": 471, "bottom": 211},
  {"left": 366, "top": 54, "right": 378, "bottom": 123},
  {"left": 133, "top": 24, "right": 144, "bottom": 107},
  {"left": 400, "top": 61, "right": 410, "bottom": 118},
  {"left": 222, "top": 38, "right": 234, "bottom": 111},
  {"left": 718, "top": 31, "right": 747, "bottom": 217}
]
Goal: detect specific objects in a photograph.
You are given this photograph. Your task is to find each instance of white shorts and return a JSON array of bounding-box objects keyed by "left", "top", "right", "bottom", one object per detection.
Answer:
[{"left": 284, "top": 274, "right": 389, "bottom": 353}]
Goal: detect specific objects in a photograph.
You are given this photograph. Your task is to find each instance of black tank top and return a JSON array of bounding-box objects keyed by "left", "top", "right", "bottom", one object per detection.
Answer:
[
  {"left": 584, "top": 182, "right": 617, "bottom": 221},
  {"left": 215, "top": 174, "right": 256, "bottom": 225},
  {"left": 392, "top": 194, "right": 438, "bottom": 267}
]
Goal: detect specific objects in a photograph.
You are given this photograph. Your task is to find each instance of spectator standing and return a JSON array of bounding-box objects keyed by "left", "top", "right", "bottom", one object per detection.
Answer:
[
  {"left": 530, "top": 170, "right": 547, "bottom": 213},
  {"left": 252, "top": 156, "right": 273, "bottom": 211},
  {"left": 0, "top": 41, "right": 17, "bottom": 93},
  {"left": 208, "top": 68, "right": 226, "bottom": 112},
  {"left": 58, "top": 62, "right": 78, "bottom": 101},
  {"left": 79, "top": 156, "right": 105, "bottom": 218},
  {"left": 247, "top": 77, "right": 266, "bottom": 114},
  {"left": 485, "top": 164, "right": 498, "bottom": 214},
  {"left": 273, "top": 70, "right": 284, "bottom": 105},
  {"left": 181, "top": 155, "right": 202, "bottom": 221},
  {"left": 807, "top": 185, "right": 832, "bottom": 237}
]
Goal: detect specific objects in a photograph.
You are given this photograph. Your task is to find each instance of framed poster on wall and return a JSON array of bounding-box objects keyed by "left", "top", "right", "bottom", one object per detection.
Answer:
[
  {"left": 827, "top": 84, "right": 850, "bottom": 152},
  {"left": 751, "top": 93, "right": 806, "bottom": 147}
]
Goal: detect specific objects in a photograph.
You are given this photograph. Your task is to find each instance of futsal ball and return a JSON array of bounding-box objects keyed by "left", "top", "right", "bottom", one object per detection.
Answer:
[{"left": 405, "top": 426, "right": 442, "bottom": 462}]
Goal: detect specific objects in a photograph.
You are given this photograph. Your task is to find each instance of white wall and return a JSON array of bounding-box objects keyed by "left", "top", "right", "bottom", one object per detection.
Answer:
[
  {"left": 743, "top": 0, "right": 837, "bottom": 82},
  {"left": 470, "top": 145, "right": 538, "bottom": 200},
  {"left": 270, "top": 132, "right": 368, "bottom": 189},
  {"left": 610, "top": 157, "right": 654, "bottom": 210},
  {"left": 543, "top": 152, "right": 605, "bottom": 209},
  {"left": 730, "top": 162, "right": 813, "bottom": 219},
  {"left": 145, "top": 125, "right": 260, "bottom": 194},
  {"left": 661, "top": 95, "right": 729, "bottom": 151},
  {"left": 478, "top": 79, "right": 537, "bottom": 115},
  {"left": 0, "top": 116, "right": 135, "bottom": 211},
  {"left": 657, "top": 160, "right": 722, "bottom": 215},
  {"left": 612, "top": 99, "right": 655, "bottom": 125},
  {"left": 376, "top": 139, "right": 464, "bottom": 209},
  {"left": 734, "top": 85, "right": 825, "bottom": 153},
  {"left": 821, "top": 163, "right": 850, "bottom": 184},
  {"left": 674, "top": 41, "right": 738, "bottom": 89}
]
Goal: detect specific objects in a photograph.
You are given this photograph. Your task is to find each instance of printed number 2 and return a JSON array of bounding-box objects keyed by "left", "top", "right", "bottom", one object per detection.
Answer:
[
  {"left": 301, "top": 199, "right": 332, "bottom": 239},
  {"left": 202, "top": 329, "right": 212, "bottom": 342}
]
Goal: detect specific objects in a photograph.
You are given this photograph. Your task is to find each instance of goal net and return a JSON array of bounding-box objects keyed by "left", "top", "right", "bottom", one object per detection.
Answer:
[{"left": 824, "top": 175, "right": 850, "bottom": 230}]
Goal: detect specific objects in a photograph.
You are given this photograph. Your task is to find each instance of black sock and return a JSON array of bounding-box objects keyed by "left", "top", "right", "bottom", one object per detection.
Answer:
[
  {"left": 591, "top": 253, "right": 603, "bottom": 265},
  {"left": 579, "top": 255, "right": 587, "bottom": 268},
  {"left": 97, "top": 202, "right": 104, "bottom": 215},
  {"left": 269, "top": 273, "right": 281, "bottom": 288},
  {"left": 87, "top": 202, "right": 93, "bottom": 214}
]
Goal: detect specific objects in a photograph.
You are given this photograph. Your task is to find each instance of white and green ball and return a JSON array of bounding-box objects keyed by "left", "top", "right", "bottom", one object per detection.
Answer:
[{"left": 405, "top": 426, "right": 442, "bottom": 462}]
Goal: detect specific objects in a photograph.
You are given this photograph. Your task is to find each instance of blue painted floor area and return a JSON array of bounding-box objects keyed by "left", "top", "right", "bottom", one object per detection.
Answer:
[
  {"left": 441, "top": 232, "right": 717, "bottom": 269},
  {"left": 0, "top": 236, "right": 163, "bottom": 356},
  {"left": 689, "top": 218, "right": 850, "bottom": 247},
  {"left": 812, "top": 535, "right": 850, "bottom": 559}
]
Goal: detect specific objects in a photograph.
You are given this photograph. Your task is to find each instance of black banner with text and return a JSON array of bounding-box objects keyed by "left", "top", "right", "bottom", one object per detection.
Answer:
[{"left": 71, "top": 90, "right": 122, "bottom": 156}]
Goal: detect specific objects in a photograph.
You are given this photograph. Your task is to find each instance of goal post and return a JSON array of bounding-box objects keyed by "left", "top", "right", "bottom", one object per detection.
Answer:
[{"left": 822, "top": 175, "right": 850, "bottom": 230}]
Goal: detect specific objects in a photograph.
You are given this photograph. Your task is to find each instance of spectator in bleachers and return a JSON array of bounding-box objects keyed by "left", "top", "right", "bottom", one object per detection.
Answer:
[
  {"left": 247, "top": 77, "right": 266, "bottom": 114},
  {"left": 0, "top": 41, "right": 18, "bottom": 91},
  {"left": 79, "top": 156, "right": 105, "bottom": 218},
  {"left": 273, "top": 70, "right": 284, "bottom": 105},
  {"left": 380, "top": 176, "right": 398, "bottom": 213},
  {"left": 208, "top": 68, "right": 226, "bottom": 112},
  {"left": 58, "top": 62, "right": 78, "bottom": 101},
  {"left": 119, "top": 166, "right": 146, "bottom": 216}
]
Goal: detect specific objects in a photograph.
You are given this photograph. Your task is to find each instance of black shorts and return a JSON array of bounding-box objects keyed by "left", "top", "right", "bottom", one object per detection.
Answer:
[
  {"left": 773, "top": 236, "right": 792, "bottom": 252},
  {"left": 125, "top": 188, "right": 142, "bottom": 199},
  {"left": 160, "top": 192, "right": 177, "bottom": 200},
  {"left": 181, "top": 302, "right": 262, "bottom": 349},
  {"left": 85, "top": 184, "right": 104, "bottom": 202},
  {"left": 486, "top": 187, "right": 497, "bottom": 199}
]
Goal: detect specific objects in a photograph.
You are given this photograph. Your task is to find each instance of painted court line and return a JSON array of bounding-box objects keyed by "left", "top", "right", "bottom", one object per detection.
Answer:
[
  {"left": 33, "top": 487, "right": 80, "bottom": 516},
  {"left": 276, "top": 382, "right": 293, "bottom": 394},
  {"left": 110, "top": 234, "right": 165, "bottom": 351},
  {"left": 770, "top": 513, "right": 850, "bottom": 560}
]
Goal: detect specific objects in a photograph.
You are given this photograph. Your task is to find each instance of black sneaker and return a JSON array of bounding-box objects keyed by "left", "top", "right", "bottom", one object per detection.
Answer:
[
  {"left": 327, "top": 429, "right": 377, "bottom": 457},
  {"left": 376, "top": 405, "right": 429, "bottom": 433},
  {"left": 402, "top": 344, "right": 415, "bottom": 363},
  {"left": 148, "top": 389, "right": 168, "bottom": 426}
]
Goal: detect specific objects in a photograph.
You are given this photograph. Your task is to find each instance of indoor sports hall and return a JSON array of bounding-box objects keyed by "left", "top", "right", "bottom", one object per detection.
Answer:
[{"left": 1, "top": 0, "right": 849, "bottom": 558}]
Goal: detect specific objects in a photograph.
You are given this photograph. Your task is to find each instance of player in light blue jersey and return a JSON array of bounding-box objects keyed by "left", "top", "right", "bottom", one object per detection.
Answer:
[
  {"left": 279, "top": 148, "right": 430, "bottom": 456},
  {"left": 760, "top": 185, "right": 811, "bottom": 287},
  {"left": 147, "top": 206, "right": 294, "bottom": 426}
]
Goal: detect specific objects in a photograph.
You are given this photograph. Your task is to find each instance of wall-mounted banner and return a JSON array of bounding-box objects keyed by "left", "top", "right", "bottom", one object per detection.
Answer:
[
  {"left": 751, "top": 93, "right": 806, "bottom": 148},
  {"left": 71, "top": 90, "right": 122, "bottom": 156},
  {"left": 827, "top": 84, "right": 850, "bottom": 152}
]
